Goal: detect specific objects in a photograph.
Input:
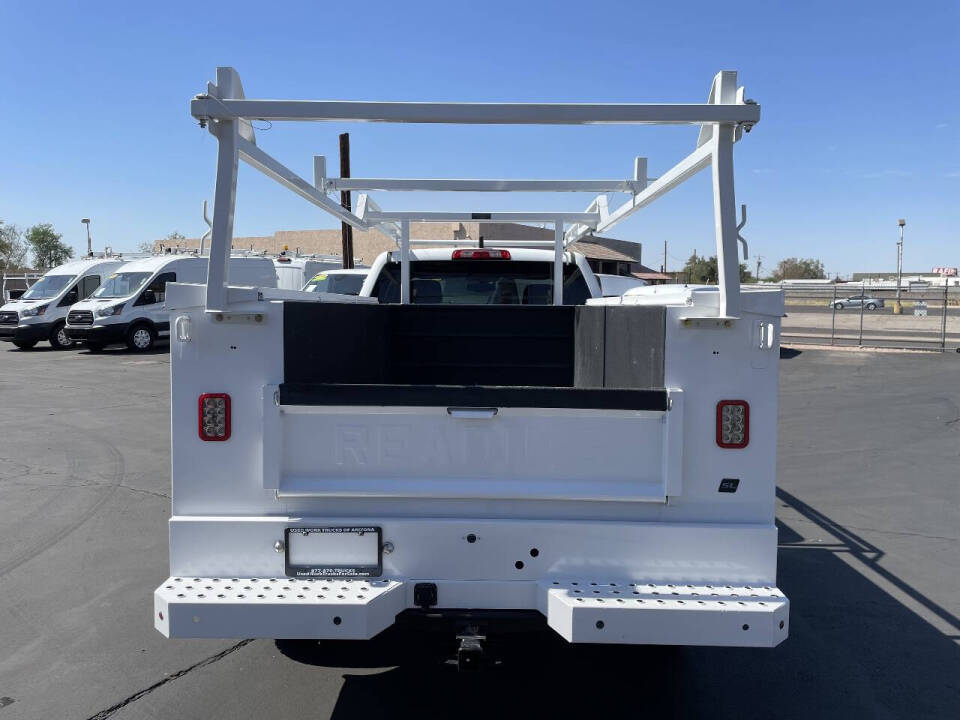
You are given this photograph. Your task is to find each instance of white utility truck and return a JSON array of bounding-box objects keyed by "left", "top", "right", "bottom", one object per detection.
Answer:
[
  {"left": 66, "top": 254, "right": 276, "bottom": 351},
  {"left": 0, "top": 256, "right": 126, "bottom": 349},
  {"left": 154, "top": 68, "right": 788, "bottom": 664}
]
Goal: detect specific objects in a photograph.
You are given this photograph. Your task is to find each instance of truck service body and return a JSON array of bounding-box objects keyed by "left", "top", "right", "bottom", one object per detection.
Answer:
[
  {"left": 0, "top": 257, "right": 125, "bottom": 349},
  {"left": 66, "top": 255, "right": 276, "bottom": 351},
  {"left": 155, "top": 68, "right": 788, "bottom": 655}
]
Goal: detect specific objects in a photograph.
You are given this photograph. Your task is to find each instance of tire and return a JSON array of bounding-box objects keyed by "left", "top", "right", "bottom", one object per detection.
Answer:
[
  {"left": 866, "top": 303, "right": 877, "bottom": 310},
  {"left": 12, "top": 339, "right": 37, "bottom": 350},
  {"left": 84, "top": 341, "right": 107, "bottom": 353},
  {"left": 49, "top": 321, "right": 74, "bottom": 350},
  {"left": 126, "top": 323, "right": 155, "bottom": 352},
  {"left": 833, "top": 303, "right": 844, "bottom": 310}
]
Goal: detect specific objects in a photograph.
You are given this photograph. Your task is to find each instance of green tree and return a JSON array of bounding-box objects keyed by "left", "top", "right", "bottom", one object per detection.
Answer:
[
  {"left": 25, "top": 224, "right": 74, "bottom": 269},
  {"left": 770, "top": 257, "right": 825, "bottom": 282},
  {"left": 681, "top": 253, "right": 753, "bottom": 284},
  {"left": 0, "top": 221, "right": 29, "bottom": 272}
]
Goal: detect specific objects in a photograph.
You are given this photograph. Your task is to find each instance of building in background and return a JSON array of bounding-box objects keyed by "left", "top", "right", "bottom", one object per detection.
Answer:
[
  {"left": 851, "top": 269, "right": 960, "bottom": 287},
  {"left": 153, "top": 222, "right": 675, "bottom": 283}
]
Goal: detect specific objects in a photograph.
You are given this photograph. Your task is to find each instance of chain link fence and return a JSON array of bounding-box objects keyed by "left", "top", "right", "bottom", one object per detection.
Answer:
[{"left": 779, "top": 283, "right": 960, "bottom": 351}]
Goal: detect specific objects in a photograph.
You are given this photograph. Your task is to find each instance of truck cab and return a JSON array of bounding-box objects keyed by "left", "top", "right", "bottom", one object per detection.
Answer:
[
  {"left": 360, "top": 247, "right": 600, "bottom": 304},
  {"left": 65, "top": 255, "right": 276, "bottom": 351},
  {"left": 0, "top": 257, "right": 124, "bottom": 349}
]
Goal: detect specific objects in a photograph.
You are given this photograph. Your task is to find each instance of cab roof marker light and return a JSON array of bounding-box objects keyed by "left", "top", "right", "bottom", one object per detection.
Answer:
[
  {"left": 198, "top": 394, "right": 231, "bottom": 441},
  {"left": 451, "top": 249, "right": 511, "bottom": 260},
  {"left": 716, "top": 400, "right": 749, "bottom": 448}
]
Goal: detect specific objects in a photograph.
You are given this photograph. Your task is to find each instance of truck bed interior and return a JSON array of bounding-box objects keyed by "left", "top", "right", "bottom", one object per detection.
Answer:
[{"left": 281, "top": 303, "right": 668, "bottom": 411}]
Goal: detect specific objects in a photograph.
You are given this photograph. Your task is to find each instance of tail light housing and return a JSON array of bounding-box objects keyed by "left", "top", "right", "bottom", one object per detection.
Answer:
[
  {"left": 198, "top": 393, "right": 231, "bottom": 441},
  {"left": 716, "top": 400, "right": 749, "bottom": 448},
  {"left": 452, "top": 248, "right": 511, "bottom": 260}
]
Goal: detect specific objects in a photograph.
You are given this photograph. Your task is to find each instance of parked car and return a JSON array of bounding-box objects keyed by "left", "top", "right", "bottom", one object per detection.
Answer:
[
  {"left": 301, "top": 268, "right": 369, "bottom": 295},
  {"left": 829, "top": 294, "right": 885, "bottom": 310}
]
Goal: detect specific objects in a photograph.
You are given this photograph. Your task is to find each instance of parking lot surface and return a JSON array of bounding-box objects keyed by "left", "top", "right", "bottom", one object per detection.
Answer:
[{"left": 0, "top": 344, "right": 958, "bottom": 719}]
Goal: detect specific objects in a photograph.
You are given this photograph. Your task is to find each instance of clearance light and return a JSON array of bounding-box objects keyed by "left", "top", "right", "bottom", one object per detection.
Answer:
[
  {"left": 198, "top": 393, "right": 231, "bottom": 441},
  {"left": 716, "top": 400, "right": 749, "bottom": 448},
  {"left": 452, "top": 248, "right": 511, "bottom": 260}
]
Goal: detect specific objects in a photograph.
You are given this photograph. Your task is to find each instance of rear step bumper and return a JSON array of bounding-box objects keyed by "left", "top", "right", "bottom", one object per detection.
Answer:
[{"left": 155, "top": 578, "right": 788, "bottom": 647}]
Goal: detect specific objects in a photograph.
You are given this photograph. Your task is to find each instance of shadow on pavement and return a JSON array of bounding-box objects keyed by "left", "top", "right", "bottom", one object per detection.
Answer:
[
  {"left": 779, "top": 346, "right": 803, "bottom": 359},
  {"left": 277, "top": 489, "right": 960, "bottom": 719}
]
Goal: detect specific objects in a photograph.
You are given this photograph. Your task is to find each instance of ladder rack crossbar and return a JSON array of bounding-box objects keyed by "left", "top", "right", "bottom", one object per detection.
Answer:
[
  {"left": 192, "top": 98, "right": 760, "bottom": 126},
  {"left": 199, "top": 66, "right": 757, "bottom": 317}
]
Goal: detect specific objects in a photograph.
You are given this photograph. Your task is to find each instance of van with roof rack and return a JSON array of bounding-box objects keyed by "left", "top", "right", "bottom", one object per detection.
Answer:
[
  {"left": 273, "top": 253, "right": 345, "bottom": 291},
  {"left": 0, "top": 256, "right": 126, "bottom": 350},
  {"left": 65, "top": 254, "right": 276, "bottom": 351}
]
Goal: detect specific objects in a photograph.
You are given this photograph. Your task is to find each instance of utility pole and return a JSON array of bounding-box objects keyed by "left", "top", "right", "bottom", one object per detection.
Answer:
[
  {"left": 81, "top": 218, "right": 92, "bottom": 256},
  {"left": 895, "top": 218, "right": 905, "bottom": 314},
  {"left": 663, "top": 240, "right": 667, "bottom": 274},
  {"left": 339, "top": 133, "right": 354, "bottom": 269},
  {"left": 755, "top": 255, "right": 763, "bottom": 281}
]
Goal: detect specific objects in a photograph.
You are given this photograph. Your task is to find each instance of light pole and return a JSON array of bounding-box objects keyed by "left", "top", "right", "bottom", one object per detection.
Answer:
[
  {"left": 81, "top": 218, "right": 92, "bottom": 256},
  {"left": 895, "top": 218, "right": 905, "bottom": 314}
]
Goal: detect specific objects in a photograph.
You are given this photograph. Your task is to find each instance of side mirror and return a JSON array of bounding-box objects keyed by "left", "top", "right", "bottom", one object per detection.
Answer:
[{"left": 141, "top": 290, "right": 157, "bottom": 305}]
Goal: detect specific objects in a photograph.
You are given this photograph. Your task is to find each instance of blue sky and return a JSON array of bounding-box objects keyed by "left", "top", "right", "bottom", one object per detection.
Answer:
[{"left": 1, "top": 0, "right": 956, "bottom": 277}]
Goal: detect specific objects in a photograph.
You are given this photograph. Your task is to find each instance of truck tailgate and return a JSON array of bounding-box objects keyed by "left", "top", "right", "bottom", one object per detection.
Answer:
[{"left": 262, "top": 385, "right": 683, "bottom": 502}]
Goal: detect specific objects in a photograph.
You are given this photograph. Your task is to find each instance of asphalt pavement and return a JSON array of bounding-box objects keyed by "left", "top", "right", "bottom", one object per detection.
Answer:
[{"left": 0, "top": 344, "right": 957, "bottom": 719}]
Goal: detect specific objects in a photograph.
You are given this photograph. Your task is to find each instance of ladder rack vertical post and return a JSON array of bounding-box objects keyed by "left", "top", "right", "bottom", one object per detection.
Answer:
[
  {"left": 400, "top": 220, "right": 411, "bottom": 304},
  {"left": 206, "top": 119, "right": 239, "bottom": 312},
  {"left": 711, "top": 123, "right": 741, "bottom": 318},
  {"left": 553, "top": 220, "right": 564, "bottom": 306}
]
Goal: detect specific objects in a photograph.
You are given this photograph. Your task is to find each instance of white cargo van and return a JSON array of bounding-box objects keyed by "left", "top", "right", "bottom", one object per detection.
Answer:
[
  {"left": 0, "top": 257, "right": 125, "bottom": 350},
  {"left": 66, "top": 255, "right": 275, "bottom": 351},
  {"left": 273, "top": 254, "right": 343, "bottom": 291}
]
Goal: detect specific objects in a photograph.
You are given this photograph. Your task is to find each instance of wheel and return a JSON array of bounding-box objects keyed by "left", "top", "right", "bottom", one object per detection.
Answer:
[
  {"left": 84, "top": 341, "right": 107, "bottom": 352},
  {"left": 866, "top": 303, "right": 877, "bottom": 310},
  {"left": 12, "top": 339, "right": 37, "bottom": 350},
  {"left": 833, "top": 303, "right": 844, "bottom": 310},
  {"left": 126, "top": 323, "right": 155, "bottom": 352},
  {"left": 49, "top": 321, "right": 74, "bottom": 350}
]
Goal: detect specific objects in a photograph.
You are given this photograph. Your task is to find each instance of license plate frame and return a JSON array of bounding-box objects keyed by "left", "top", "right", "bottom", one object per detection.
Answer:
[{"left": 284, "top": 526, "right": 382, "bottom": 578}]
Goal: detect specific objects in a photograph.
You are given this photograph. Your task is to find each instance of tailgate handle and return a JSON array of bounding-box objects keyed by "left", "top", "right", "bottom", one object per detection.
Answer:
[{"left": 446, "top": 407, "right": 499, "bottom": 419}]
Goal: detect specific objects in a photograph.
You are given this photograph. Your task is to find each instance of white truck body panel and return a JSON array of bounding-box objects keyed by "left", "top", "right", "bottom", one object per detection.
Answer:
[{"left": 158, "top": 280, "right": 786, "bottom": 647}]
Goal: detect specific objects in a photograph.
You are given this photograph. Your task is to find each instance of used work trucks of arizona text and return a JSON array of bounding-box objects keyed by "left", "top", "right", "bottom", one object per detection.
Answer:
[
  {"left": 66, "top": 254, "right": 276, "bottom": 351},
  {"left": 0, "top": 256, "right": 126, "bottom": 349},
  {"left": 154, "top": 68, "right": 788, "bottom": 666}
]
